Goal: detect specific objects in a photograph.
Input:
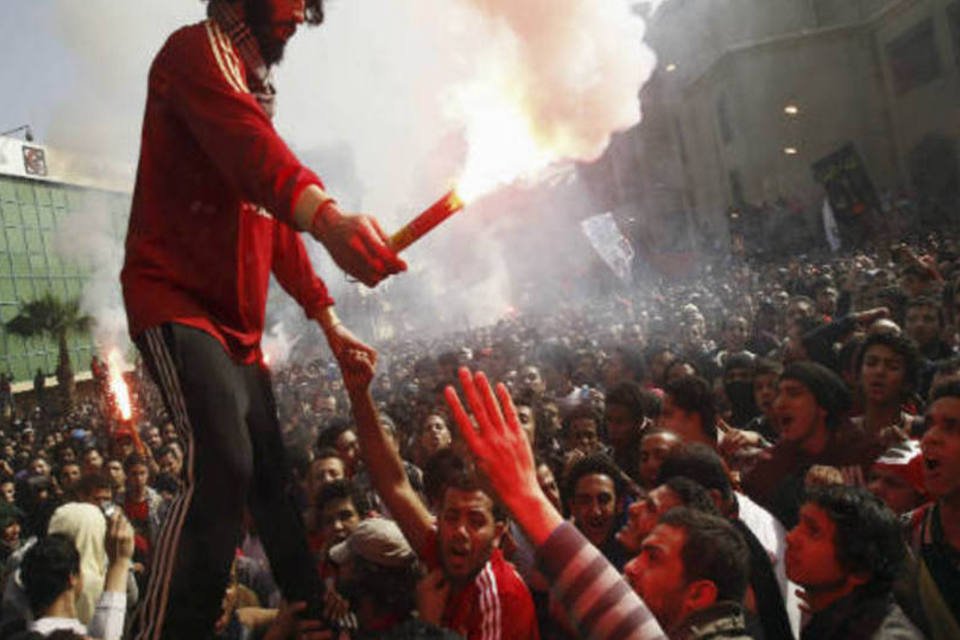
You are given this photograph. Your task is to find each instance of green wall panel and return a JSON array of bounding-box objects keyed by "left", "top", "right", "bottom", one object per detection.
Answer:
[{"left": 0, "top": 175, "right": 130, "bottom": 383}]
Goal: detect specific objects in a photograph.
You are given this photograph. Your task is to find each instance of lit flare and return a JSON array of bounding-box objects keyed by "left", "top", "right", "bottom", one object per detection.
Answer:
[
  {"left": 392, "top": 72, "right": 568, "bottom": 252},
  {"left": 107, "top": 349, "right": 132, "bottom": 421}
]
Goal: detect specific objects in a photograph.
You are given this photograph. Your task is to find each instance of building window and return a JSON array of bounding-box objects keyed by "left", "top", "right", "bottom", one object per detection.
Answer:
[
  {"left": 729, "top": 170, "right": 745, "bottom": 208},
  {"left": 949, "top": 2, "right": 960, "bottom": 66},
  {"left": 716, "top": 94, "right": 734, "bottom": 144},
  {"left": 886, "top": 19, "right": 942, "bottom": 95},
  {"left": 0, "top": 175, "right": 117, "bottom": 381},
  {"left": 673, "top": 117, "right": 689, "bottom": 167}
]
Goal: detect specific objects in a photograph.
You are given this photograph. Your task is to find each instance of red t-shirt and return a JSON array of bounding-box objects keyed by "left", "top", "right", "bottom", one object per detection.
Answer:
[
  {"left": 422, "top": 530, "right": 539, "bottom": 640},
  {"left": 124, "top": 497, "right": 151, "bottom": 556}
]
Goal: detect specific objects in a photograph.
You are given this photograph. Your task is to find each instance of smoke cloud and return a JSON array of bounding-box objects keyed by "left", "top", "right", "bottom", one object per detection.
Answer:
[
  {"left": 459, "top": 0, "right": 653, "bottom": 161},
  {"left": 24, "top": 0, "right": 661, "bottom": 353},
  {"left": 51, "top": 191, "right": 129, "bottom": 354}
]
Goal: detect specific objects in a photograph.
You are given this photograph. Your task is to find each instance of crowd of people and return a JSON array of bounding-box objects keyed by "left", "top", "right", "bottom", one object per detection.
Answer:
[
  {"left": 3, "top": 0, "right": 960, "bottom": 637},
  {"left": 0, "top": 230, "right": 957, "bottom": 638}
]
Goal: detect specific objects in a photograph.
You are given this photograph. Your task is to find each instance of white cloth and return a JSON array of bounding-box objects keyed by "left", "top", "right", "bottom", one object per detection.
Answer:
[
  {"left": 737, "top": 491, "right": 801, "bottom": 638},
  {"left": 30, "top": 590, "right": 126, "bottom": 639},
  {"left": 822, "top": 198, "right": 842, "bottom": 252},
  {"left": 48, "top": 502, "right": 107, "bottom": 625},
  {"left": 30, "top": 616, "right": 87, "bottom": 636},
  {"left": 88, "top": 590, "right": 127, "bottom": 640}
]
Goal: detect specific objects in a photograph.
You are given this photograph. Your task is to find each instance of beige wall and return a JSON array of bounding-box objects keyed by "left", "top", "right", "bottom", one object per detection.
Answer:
[{"left": 629, "top": 0, "right": 959, "bottom": 246}]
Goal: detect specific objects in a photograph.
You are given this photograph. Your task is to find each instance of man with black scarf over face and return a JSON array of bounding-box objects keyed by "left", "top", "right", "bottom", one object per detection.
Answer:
[{"left": 121, "top": 1, "right": 406, "bottom": 638}]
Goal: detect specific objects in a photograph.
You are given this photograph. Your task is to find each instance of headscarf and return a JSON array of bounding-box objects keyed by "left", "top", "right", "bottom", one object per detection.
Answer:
[{"left": 47, "top": 502, "right": 107, "bottom": 625}]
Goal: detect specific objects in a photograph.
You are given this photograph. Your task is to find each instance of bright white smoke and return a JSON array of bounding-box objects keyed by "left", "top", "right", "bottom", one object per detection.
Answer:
[
  {"left": 51, "top": 191, "right": 130, "bottom": 355},
  {"left": 13, "top": 0, "right": 661, "bottom": 350}
]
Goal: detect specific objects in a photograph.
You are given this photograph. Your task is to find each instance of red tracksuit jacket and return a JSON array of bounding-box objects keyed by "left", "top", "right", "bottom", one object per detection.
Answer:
[{"left": 122, "top": 20, "right": 333, "bottom": 363}]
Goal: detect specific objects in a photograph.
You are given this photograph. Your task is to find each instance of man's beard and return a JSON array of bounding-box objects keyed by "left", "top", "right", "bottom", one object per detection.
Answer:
[{"left": 245, "top": 0, "right": 288, "bottom": 66}]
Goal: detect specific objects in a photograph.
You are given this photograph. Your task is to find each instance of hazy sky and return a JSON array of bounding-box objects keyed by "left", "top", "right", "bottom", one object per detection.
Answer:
[
  {"left": 1, "top": 1, "right": 656, "bottom": 208},
  {"left": 1, "top": 0, "right": 661, "bottom": 339}
]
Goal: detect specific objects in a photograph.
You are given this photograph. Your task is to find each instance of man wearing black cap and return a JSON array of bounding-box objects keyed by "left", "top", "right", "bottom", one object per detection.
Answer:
[{"left": 743, "top": 361, "right": 887, "bottom": 528}]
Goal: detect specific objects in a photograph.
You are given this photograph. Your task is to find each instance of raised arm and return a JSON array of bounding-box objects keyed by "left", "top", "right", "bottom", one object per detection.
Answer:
[
  {"left": 343, "top": 349, "right": 434, "bottom": 556},
  {"left": 88, "top": 512, "right": 135, "bottom": 640},
  {"left": 445, "top": 368, "right": 667, "bottom": 640}
]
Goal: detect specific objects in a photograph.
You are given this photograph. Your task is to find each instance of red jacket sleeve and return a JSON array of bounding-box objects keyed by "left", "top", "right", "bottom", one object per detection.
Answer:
[
  {"left": 157, "top": 22, "right": 321, "bottom": 226},
  {"left": 271, "top": 221, "right": 334, "bottom": 318}
]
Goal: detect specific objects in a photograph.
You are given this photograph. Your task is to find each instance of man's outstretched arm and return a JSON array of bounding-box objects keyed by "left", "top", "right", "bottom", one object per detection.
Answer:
[
  {"left": 343, "top": 349, "right": 434, "bottom": 556},
  {"left": 445, "top": 368, "right": 667, "bottom": 640}
]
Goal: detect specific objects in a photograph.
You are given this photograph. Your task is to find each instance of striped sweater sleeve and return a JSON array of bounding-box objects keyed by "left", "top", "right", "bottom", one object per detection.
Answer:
[{"left": 535, "top": 522, "right": 667, "bottom": 640}]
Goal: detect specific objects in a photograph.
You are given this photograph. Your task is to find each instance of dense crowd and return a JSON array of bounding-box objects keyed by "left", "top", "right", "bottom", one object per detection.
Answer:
[{"left": 1, "top": 231, "right": 960, "bottom": 639}]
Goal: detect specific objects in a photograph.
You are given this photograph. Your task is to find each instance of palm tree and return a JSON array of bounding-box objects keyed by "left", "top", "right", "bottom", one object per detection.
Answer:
[{"left": 5, "top": 293, "right": 91, "bottom": 412}]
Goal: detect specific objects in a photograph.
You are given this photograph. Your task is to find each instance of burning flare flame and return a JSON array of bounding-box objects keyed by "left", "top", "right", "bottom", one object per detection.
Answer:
[
  {"left": 107, "top": 349, "right": 132, "bottom": 421},
  {"left": 391, "top": 72, "right": 574, "bottom": 253},
  {"left": 451, "top": 71, "right": 560, "bottom": 204}
]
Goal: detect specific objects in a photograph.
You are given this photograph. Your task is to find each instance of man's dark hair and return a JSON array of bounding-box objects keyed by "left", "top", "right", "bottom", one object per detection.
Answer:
[
  {"left": 74, "top": 472, "right": 112, "bottom": 500},
  {"left": 563, "top": 453, "right": 626, "bottom": 510},
  {"left": 53, "top": 443, "right": 76, "bottom": 462},
  {"left": 805, "top": 485, "right": 904, "bottom": 591},
  {"left": 20, "top": 533, "right": 80, "bottom": 616},
  {"left": 424, "top": 449, "right": 506, "bottom": 522},
  {"left": 343, "top": 555, "right": 421, "bottom": 621},
  {"left": 930, "top": 380, "right": 960, "bottom": 404},
  {"left": 605, "top": 381, "right": 647, "bottom": 422},
  {"left": 720, "top": 314, "right": 748, "bottom": 332},
  {"left": 663, "top": 359, "right": 701, "bottom": 381},
  {"left": 122, "top": 453, "right": 149, "bottom": 473},
  {"left": 609, "top": 346, "right": 646, "bottom": 382},
  {"left": 423, "top": 448, "right": 467, "bottom": 509},
  {"left": 207, "top": 0, "right": 325, "bottom": 25},
  {"left": 204, "top": 0, "right": 325, "bottom": 66},
  {"left": 156, "top": 444, "right": 181, "bottom": 460},
  {"left": 562, "top": 404, "right": 600, "bottom": 436},
  {"left": 536, "top": 343, "right": 575, "bottom": 379},
  {"left": 659, "top": 507, "right": 750, "bottom": 603},
  {"left": 753, "top": 358, "right": 784, "bottom": 379},
  {"left": 316, "top": 478, "right": 371, "bottom": 516},
  {"left": 663, "top": 376, "right": 717, "bottom": 441},
  {"left": 152, "top": 473, "right": 181, "bottom": 495},
  {"left": 838, "top": 336, "right": 865, "bottom": 378},
  {"left": 723, "top": 353, "right": 755, "bottom": 376},
  {"left": 906, "top": 296, "right": 945, "bottom": 328},
  {"left": 657, "top": 443, "right": 734, "bottom": 504},
  {"left": 316, "top": 419, "right": 354, "bottom": 452},
  {"left": 314, "top": 446, "right": 343, "bottom": 463},
  {"left": 661, "top": 476, "right": 721, "bottom": 517},
  {"left": 55, "top": 463, "right": 80, "bottom": 484},
  {"left": 855, "top": 332, "right": 922, "bottom": 395},
  {"left": 934, "top": 356, "right": 960, "bottom": 378}
]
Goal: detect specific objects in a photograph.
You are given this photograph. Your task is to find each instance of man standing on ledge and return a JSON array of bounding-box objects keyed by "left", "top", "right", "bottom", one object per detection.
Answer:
[{"left": 121, "top": 1, "right": 406, "bottom": 638}]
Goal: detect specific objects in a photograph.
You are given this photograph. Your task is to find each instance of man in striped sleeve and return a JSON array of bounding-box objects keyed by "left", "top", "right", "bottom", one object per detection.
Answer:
[{"left": 121, "top": 1, "right": 405, "bottom": 638}]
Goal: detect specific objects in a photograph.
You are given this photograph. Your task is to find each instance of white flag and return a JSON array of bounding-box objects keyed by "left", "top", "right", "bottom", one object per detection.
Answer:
[
  {"left": 822, "top": 198, "right": 841, "bottom": 253},
  {"left": 581, "top": 213, "right": 634, "bottom": 284}
]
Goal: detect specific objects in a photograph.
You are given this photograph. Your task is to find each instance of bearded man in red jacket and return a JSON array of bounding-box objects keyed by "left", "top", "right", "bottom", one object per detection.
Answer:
[{"left": 121, "top": 1, "right": 406, "bottom": 637}]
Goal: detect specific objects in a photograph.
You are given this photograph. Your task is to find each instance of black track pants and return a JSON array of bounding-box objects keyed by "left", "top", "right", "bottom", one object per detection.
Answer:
[{"left": 131, "top": 324, "right": 321, "bottom": 640}]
